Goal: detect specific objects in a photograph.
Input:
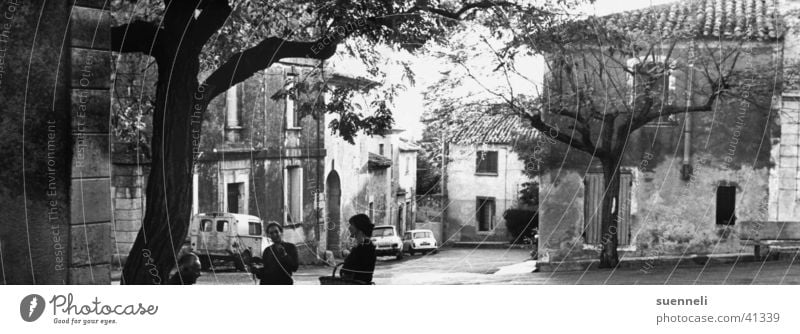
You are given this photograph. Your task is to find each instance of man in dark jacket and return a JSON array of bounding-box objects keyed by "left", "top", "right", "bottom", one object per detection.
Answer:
[
  {"left": 340, "top": 214, "right": 376, "bottom": 284},
  {"left": 256, "top": 222, "right": 299, "bottom": 285}
]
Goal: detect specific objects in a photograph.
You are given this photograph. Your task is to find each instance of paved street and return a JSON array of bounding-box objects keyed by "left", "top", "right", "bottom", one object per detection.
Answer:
[{"left": 188, "top": 248, "right": 800, "bottom": 285}]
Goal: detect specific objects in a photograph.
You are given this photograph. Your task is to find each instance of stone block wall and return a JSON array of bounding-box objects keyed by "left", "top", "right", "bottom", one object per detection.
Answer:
[
  {"left": 110, "top": 155, "right": 149, "bottom": 266},
  {"left": 0, "top": 0, "right": 114, "bottom": 284},
  {"left": 68, "top": 1, "right": 113, "bottom": 284}
]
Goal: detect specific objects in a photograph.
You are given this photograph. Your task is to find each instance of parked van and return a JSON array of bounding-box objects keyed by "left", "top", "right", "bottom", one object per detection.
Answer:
[{"left": 187, "top": 212, "right": 272, "bottom": 271}]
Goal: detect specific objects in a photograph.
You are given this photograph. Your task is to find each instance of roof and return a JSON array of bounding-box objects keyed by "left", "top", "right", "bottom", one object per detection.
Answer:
[
  {"left": 368, "top": 152, "right": 392, "bottom": 169},
  {"left": 399, "top": 138, "right": 421, "bottom": 152},
  {"left": 598, "top": 0, "right": 781, "bottom": 41},
  {"left": 324, "top": 68, "right": 380, "bottom": 89},
  {"left": 449, "top": 114, "right": 538, "bottom": 145}
]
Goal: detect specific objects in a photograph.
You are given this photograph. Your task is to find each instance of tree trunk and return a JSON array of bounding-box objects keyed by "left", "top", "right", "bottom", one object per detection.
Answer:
[
  {"left": 598, "top": 156, "right": 621, "bottom": 268},
  {"left": 121, "top": 53, "right": 203, "bottom": 284}
]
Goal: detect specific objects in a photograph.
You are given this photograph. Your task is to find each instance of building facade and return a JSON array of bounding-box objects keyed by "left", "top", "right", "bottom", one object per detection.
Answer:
[
  {"left": 323, "top": 123, "right": 419, "bottom": 255},
  {"left": 536, "top": 0, "right": 783, "bottom": 264},
  {"left": 193, "top": 59, "right": 327, "bottom": 264},
  {"left": 443, "top": 115, "right": 538, "bottom": 243}
]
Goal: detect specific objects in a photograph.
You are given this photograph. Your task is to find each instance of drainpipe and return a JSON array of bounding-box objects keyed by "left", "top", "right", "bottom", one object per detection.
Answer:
[
  {"left": 441, "top": 136, "right": 449, "bottom": 243},
  {"left": 682, "top": 64, "right": 694, "bottom": 181}
]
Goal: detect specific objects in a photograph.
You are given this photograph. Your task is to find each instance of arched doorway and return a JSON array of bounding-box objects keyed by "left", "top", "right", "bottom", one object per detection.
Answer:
[{"left": 326, "top": 171, "right": 342, "bottom": 253}]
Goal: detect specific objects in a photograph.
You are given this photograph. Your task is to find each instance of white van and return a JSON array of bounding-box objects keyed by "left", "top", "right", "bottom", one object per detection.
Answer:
[{"left": 187, "top": 212, "right": 272, "bottom": 270}]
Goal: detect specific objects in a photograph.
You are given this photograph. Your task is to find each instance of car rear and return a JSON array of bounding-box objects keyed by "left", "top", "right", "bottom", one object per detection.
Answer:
[
  {"left": 410, "top": 230, "right": 437, "bottom": 252},
  {"left": 372, "top": 226, "right": 403, "bottom": 258}
]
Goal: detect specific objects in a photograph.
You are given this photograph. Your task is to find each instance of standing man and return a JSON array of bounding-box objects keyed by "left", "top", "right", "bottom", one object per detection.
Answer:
[
  {"left": 340, "top": 214, "right": 376, "bottom": 284},
  {"left": 257, "top": 221, "right": 299, "bottom": 285}
]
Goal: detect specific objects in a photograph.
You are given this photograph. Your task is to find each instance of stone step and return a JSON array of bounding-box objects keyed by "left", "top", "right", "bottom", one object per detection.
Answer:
[{"left": 450, "top": 241, "right": 531, "bottom": 249}]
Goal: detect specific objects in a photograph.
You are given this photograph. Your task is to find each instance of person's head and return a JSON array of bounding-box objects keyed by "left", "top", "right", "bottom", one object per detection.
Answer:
[
  {"left": 266, "top": 221, "right": 283, "bottom": 243},
  {"left": 177, "top": 253, "right": 201, "bottom": 284},
  {"left": 348, "top": 214, "right": 374, "bottom": 241}
]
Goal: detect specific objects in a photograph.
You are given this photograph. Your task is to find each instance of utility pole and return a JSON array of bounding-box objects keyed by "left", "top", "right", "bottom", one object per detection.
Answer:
[{"left": 440, "top": 118, "right": 449, "bottom": 244}]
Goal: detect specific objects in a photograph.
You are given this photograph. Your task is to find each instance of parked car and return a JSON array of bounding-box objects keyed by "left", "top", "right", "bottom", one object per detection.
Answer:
[
  {"left": 371, "top": 225, "right": 404, "bottom": 260},
  {"left": 403, "top": 229, "right": 437, "bottom": 255},
  {"left": 187, "top": 212, "right": 271, "bottom": 271}
]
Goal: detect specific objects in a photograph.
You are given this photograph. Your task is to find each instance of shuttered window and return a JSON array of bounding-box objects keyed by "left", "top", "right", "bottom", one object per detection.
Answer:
[
  {"left": 583, "top": 170, "right": 632, "bottom": 246},
  {"left": 476, "top": 151, "right": 498, "bottom": 174},
  {"left": 285, "top": 166, "right": 303, "bottom": 225}
]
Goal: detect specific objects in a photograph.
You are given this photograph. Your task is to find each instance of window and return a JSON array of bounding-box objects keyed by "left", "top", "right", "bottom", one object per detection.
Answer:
[
  {"left": 225, "top": 85, "right": 240, "bottom": 142},
  {"left": 379, "top": 144, "right": 384, "bottom": 156},
  {"left": 627, "top": 57, "right": 678, "bottom": 126},
  {"left": 285, "top": 74, "right": 300, "bottom": 129},
  {"left": 285, "top": 166, "right": 303, "bottom": 224},
  {"left": 200, "top": 219, "right": 213, "bottom": 232},
  {"left": 227, "top": 183, "right": 243, "bottom": 214},
  {"left": 216, "top": 220, "right": 229, "bottom": 232},
  {"left": 405, "top": 157, "right": 410, "bottom": 175},
  {"left": 413, "top": 231, "right": 432, "bottom": 239},
  {"left": 476, "top": 197, "right": 495, "bottom": 232},
  {"left": 716, "top": 186, "right": 736, "bottom": 225},
  {"left": 248, "top": 222, "right": 263, "bottom": 236},
  {"left": 373, "top": 227, "right": 395, "bottom": 237},
  {"left": 369, "top": 202, "right": 374, "bottom": 221},
  {"left": 476, "top": 151, "right": 498, "bottom": 174}
]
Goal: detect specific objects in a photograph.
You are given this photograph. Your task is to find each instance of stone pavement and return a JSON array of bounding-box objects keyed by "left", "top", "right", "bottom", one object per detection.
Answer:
[{"left": 113, "top": 248, "right": 800, "bottom": 285}]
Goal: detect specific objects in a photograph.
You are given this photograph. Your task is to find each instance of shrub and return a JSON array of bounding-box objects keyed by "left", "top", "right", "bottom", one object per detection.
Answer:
[{"left": 504, "top": 209, "right": 538, "bottom": 244}]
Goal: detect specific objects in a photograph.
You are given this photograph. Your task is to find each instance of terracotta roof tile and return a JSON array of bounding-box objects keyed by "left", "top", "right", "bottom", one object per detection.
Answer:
[
  {"left": 600, "top": 0, "right": 781, "bottom": 41},
  {"left": 450, "top": 114, "right": 538, "bottom": 145}
]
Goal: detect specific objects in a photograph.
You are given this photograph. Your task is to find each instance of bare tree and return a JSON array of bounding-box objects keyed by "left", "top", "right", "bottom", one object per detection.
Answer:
[{"left": 429, "top": 17, "right": 776, "bottom": 267}]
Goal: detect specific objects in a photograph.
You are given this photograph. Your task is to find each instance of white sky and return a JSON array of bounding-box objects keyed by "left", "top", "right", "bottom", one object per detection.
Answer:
[{"left": 363, "top": 0, "right": 682, "bottom": 141}]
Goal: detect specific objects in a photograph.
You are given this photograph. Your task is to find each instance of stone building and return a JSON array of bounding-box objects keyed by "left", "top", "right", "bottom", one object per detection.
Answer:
[
  {"left": 536, "top": 0, "right": 784, "bottom": 264},
  {"left": 323, "top": 117, "right": 420, "bottom": 253},
  {"left": 443, "top": 114, "right": 538, "bottom": 243},
  {"left": 190, "top": 59, "right": 327, "bottom": 264}
]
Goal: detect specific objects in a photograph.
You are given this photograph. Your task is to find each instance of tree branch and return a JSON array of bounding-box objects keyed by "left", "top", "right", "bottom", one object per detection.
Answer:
[
  {"left": 192, "top": 0, "right": 232, "bottom": 46},
  {"left": 520, "top": 111, "right": 608, "bottom": 159},
  {"left": 201, "top": 36, "right": 339, "bottom": 100},
  {"left": 413, "top": 0, "right": 521, "bottom": 20},
  {"left": 111, "top": 21, "right": 160, "bottom": 55},
  {"left": 630, "top": 99, "right": 716, "bottom": 130}
]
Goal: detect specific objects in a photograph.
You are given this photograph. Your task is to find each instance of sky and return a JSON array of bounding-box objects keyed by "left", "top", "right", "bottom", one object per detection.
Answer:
[{"left": 356, "top": 0, "right": 682, "bottom": 141}]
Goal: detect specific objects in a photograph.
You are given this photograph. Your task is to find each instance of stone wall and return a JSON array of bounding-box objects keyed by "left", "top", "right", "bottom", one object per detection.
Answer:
[
  {"left": 110, "top": 149, "right": 149, "bottom": 266},
  {"left": 69, "top": 2, "right": 114, "bottom": 284},
  {"left": 0, "top": 1, "right": 113, "bottom": 284},
  {"left": 771, "top": 0, "right": 800, "bottom": 221}
]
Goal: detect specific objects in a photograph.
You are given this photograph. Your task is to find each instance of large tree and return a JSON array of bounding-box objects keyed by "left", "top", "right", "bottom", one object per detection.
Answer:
[
  {"left": 111, "top": 0, "right": 558, "bottom": 284},
  {"left": 426, "top": 14, "right": 777, "bottom": 267}
]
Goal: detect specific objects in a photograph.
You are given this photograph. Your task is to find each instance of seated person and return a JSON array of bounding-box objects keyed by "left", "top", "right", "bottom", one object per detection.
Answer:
[
  {"left": 340, "top": 214, "right": 376, "bottom": 284},
  {"left": 167, "top": 252, "right": 202, "bottom": 285}
]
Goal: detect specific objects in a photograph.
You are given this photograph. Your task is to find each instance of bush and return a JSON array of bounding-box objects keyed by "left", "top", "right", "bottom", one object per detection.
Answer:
[{"left": 504, "top": 209, "right": 538, "bottom": 244}]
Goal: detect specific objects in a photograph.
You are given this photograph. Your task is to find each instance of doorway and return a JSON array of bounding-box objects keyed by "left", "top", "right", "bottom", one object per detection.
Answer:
[
  {"left": 326, "top": 171, "right": 341, "bottom": 252},
  {"left": 716, "top": 185, "right": 736, "bottom": 225},
  {"left": 227, "top": 183, "right": 243, "bottom": 214}
]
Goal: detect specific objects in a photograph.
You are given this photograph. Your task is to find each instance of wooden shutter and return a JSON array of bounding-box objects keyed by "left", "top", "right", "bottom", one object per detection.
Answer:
[
  {"left": 618, "top": 171, "right": 632, "bottom": 246},
  {"left": 584, "top": 170, "right": 633, "bottom": 246},
  {"left": 583, "top": 172, "right": 603, "bottom": 244}
]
